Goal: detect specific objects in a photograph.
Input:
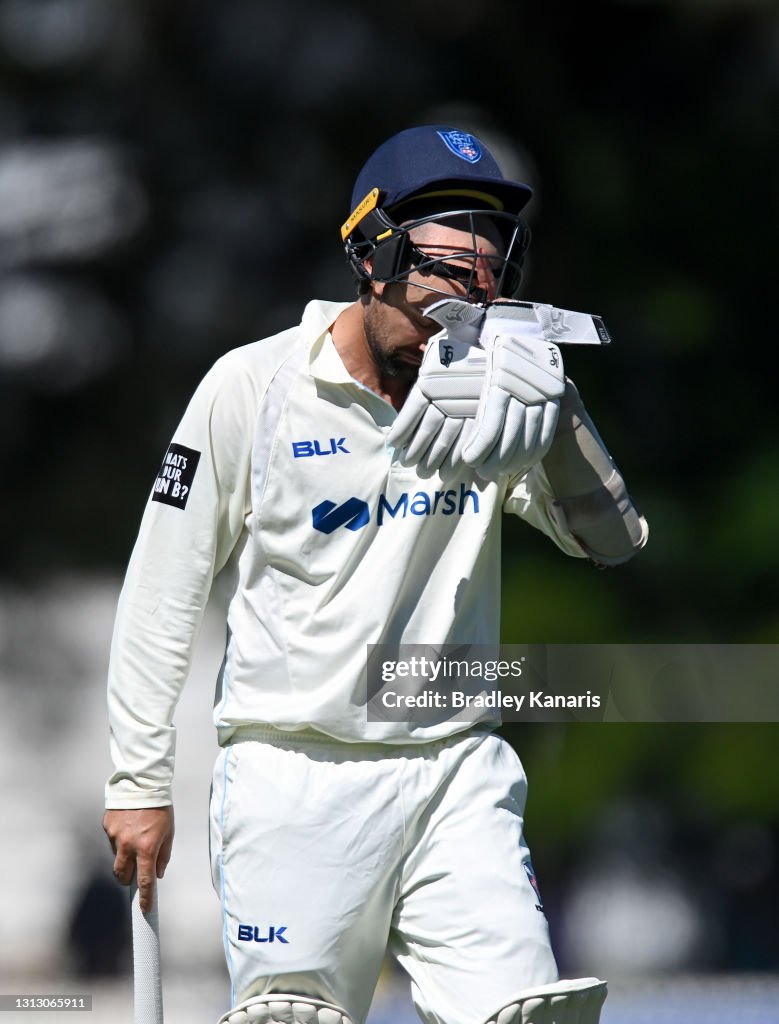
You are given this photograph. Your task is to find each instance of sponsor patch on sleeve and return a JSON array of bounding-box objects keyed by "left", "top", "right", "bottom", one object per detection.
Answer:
[{"left": 152, "top": 443, "right": 200, "bottom": 509}]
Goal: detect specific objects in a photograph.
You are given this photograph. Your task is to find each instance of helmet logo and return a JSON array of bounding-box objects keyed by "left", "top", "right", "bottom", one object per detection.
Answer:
[{"left": 437, "top": 130, "right": 482, "bottom": 164}]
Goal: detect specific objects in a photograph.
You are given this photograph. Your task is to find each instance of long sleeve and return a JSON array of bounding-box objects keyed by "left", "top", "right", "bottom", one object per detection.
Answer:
[
  {"left": 502, "top": 462, "right": 589, "bottom": 558},
  {"left": 502, "top": 381, "right": 647, "bottom": 566},
  {"left": 539, "top": 379, "right": 648, "bottom": 566},
  {"left": 105, "top": 353, "right": 258, "bottom": 807}
]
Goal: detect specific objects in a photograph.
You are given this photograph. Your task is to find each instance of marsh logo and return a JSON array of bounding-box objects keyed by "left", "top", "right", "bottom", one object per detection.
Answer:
[
  {"left": 312, "top": 483, "right": 480, "bottom": 534},
  {"left": 312, "top": 497, "right": 370, "bottom": 534}
]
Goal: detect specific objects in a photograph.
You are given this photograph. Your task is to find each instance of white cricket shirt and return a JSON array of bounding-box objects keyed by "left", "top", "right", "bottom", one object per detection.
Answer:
[{"left": 106, "top": 299, "right": 583, "bottom": 807}]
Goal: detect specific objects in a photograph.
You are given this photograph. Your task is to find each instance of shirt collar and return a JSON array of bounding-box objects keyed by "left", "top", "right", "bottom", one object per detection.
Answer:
[{"left": 303, "top": 299, "right": 355, "bottom": 383}]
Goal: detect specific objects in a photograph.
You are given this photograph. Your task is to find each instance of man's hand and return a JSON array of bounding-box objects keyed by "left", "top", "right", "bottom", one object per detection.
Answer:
[
  {"left": 460, "top": 307, "right": 566, "bottom": 479},
  {"left": 388, "top": 302, "right": 487, "bottom": 473},
  {"left": 389, "top": 299, "right": 605, "bottom": 478},
  {"left": 103, "top": 806, "right": 175, "bottom": 913}
]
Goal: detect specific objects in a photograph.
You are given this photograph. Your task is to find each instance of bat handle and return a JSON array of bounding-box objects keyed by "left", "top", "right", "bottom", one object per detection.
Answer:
[{"left": 130, "top": 876, "right": 165, "bottom": 1024}]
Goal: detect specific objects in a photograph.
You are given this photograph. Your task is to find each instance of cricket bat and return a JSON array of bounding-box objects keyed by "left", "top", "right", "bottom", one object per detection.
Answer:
[{"left": 130, "top": 877, "right": 164, "bottom": 1024}]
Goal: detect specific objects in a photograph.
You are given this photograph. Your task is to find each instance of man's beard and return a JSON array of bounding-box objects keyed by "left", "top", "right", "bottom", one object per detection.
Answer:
[{"left": 364, "top": 322, "right": 419, "bottom": 382}]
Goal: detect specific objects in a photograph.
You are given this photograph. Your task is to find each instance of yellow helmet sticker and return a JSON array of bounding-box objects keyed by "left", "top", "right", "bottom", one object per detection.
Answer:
[{"left": 341, "top": 187, "right": 380, "bottom": 241}]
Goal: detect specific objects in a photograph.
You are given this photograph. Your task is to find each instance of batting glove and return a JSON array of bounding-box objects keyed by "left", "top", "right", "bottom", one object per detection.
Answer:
[
  {"left": 460, "top": 304, "right": 566, "bottom": 480},
  {"left": 388, "top": 300, "right": 487, "bottom": 473}
]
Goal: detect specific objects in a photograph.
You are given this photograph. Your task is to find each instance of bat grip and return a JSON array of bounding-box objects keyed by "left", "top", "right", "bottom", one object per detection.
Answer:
[{"left": 130, "top": 876, "right": 164, "bottom": 1024}]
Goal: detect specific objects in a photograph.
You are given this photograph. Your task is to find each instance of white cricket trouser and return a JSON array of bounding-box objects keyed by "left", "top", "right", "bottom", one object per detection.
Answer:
[{"left": 209, "top": 727, "right": 558, "bottom": 1024}]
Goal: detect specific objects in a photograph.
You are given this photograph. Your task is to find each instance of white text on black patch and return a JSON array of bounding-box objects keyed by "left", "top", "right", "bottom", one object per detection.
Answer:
[{"left": 152, "top": 443, "right": 200, "bottom": 509}]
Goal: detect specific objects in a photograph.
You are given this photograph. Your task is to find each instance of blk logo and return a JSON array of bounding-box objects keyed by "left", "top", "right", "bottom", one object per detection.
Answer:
[
  {"left": 238, "top": 924, "right": 289, "bottom": 944},
  {"left": 292, "top": 438, "right": 350, "bottom": 458}
]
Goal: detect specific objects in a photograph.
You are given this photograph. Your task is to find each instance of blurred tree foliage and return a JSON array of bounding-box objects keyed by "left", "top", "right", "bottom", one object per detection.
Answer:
[{"left": 0, "top": 0, "right": 775, "bottom": 641}]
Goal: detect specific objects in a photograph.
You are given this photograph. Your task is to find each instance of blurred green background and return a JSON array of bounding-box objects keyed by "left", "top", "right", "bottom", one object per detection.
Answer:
[{"left": 0, "top": 0, "right": 777, "bottom": 984}]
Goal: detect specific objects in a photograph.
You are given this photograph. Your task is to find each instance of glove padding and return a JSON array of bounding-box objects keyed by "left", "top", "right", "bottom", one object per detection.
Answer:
[
  {"left": 388, "top": 323, "right": 486, "bottom": 473},
  {"left": 460, "top": 308, "right": 566, "bottom": 479},
  {"left": 389, "top": 299, "right": 573, "bottom": 478}
]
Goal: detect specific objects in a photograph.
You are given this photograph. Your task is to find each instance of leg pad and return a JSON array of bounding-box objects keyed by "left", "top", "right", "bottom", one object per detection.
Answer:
[
  {"left": 218, "top": 995, "right": 353, "bottom": 1024},
  {"left": 485, "top": 977, "right": 608, "bottom": 1024}
]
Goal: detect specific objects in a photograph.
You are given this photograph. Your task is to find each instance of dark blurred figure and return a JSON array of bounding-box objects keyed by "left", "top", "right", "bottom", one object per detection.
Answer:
[{"left": 67, "top": 869, "right": 130, "bottom": 977}]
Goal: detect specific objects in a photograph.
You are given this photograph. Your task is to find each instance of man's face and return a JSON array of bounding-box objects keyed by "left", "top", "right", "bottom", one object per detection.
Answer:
[{"left": 362, "top": 215, "right": 503, "bottom": 381}]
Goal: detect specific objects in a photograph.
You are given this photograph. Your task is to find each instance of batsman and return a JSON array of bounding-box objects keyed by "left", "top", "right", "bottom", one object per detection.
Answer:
[{"left": 104, "top": 126, "right": 647, "bottom": 1024}]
